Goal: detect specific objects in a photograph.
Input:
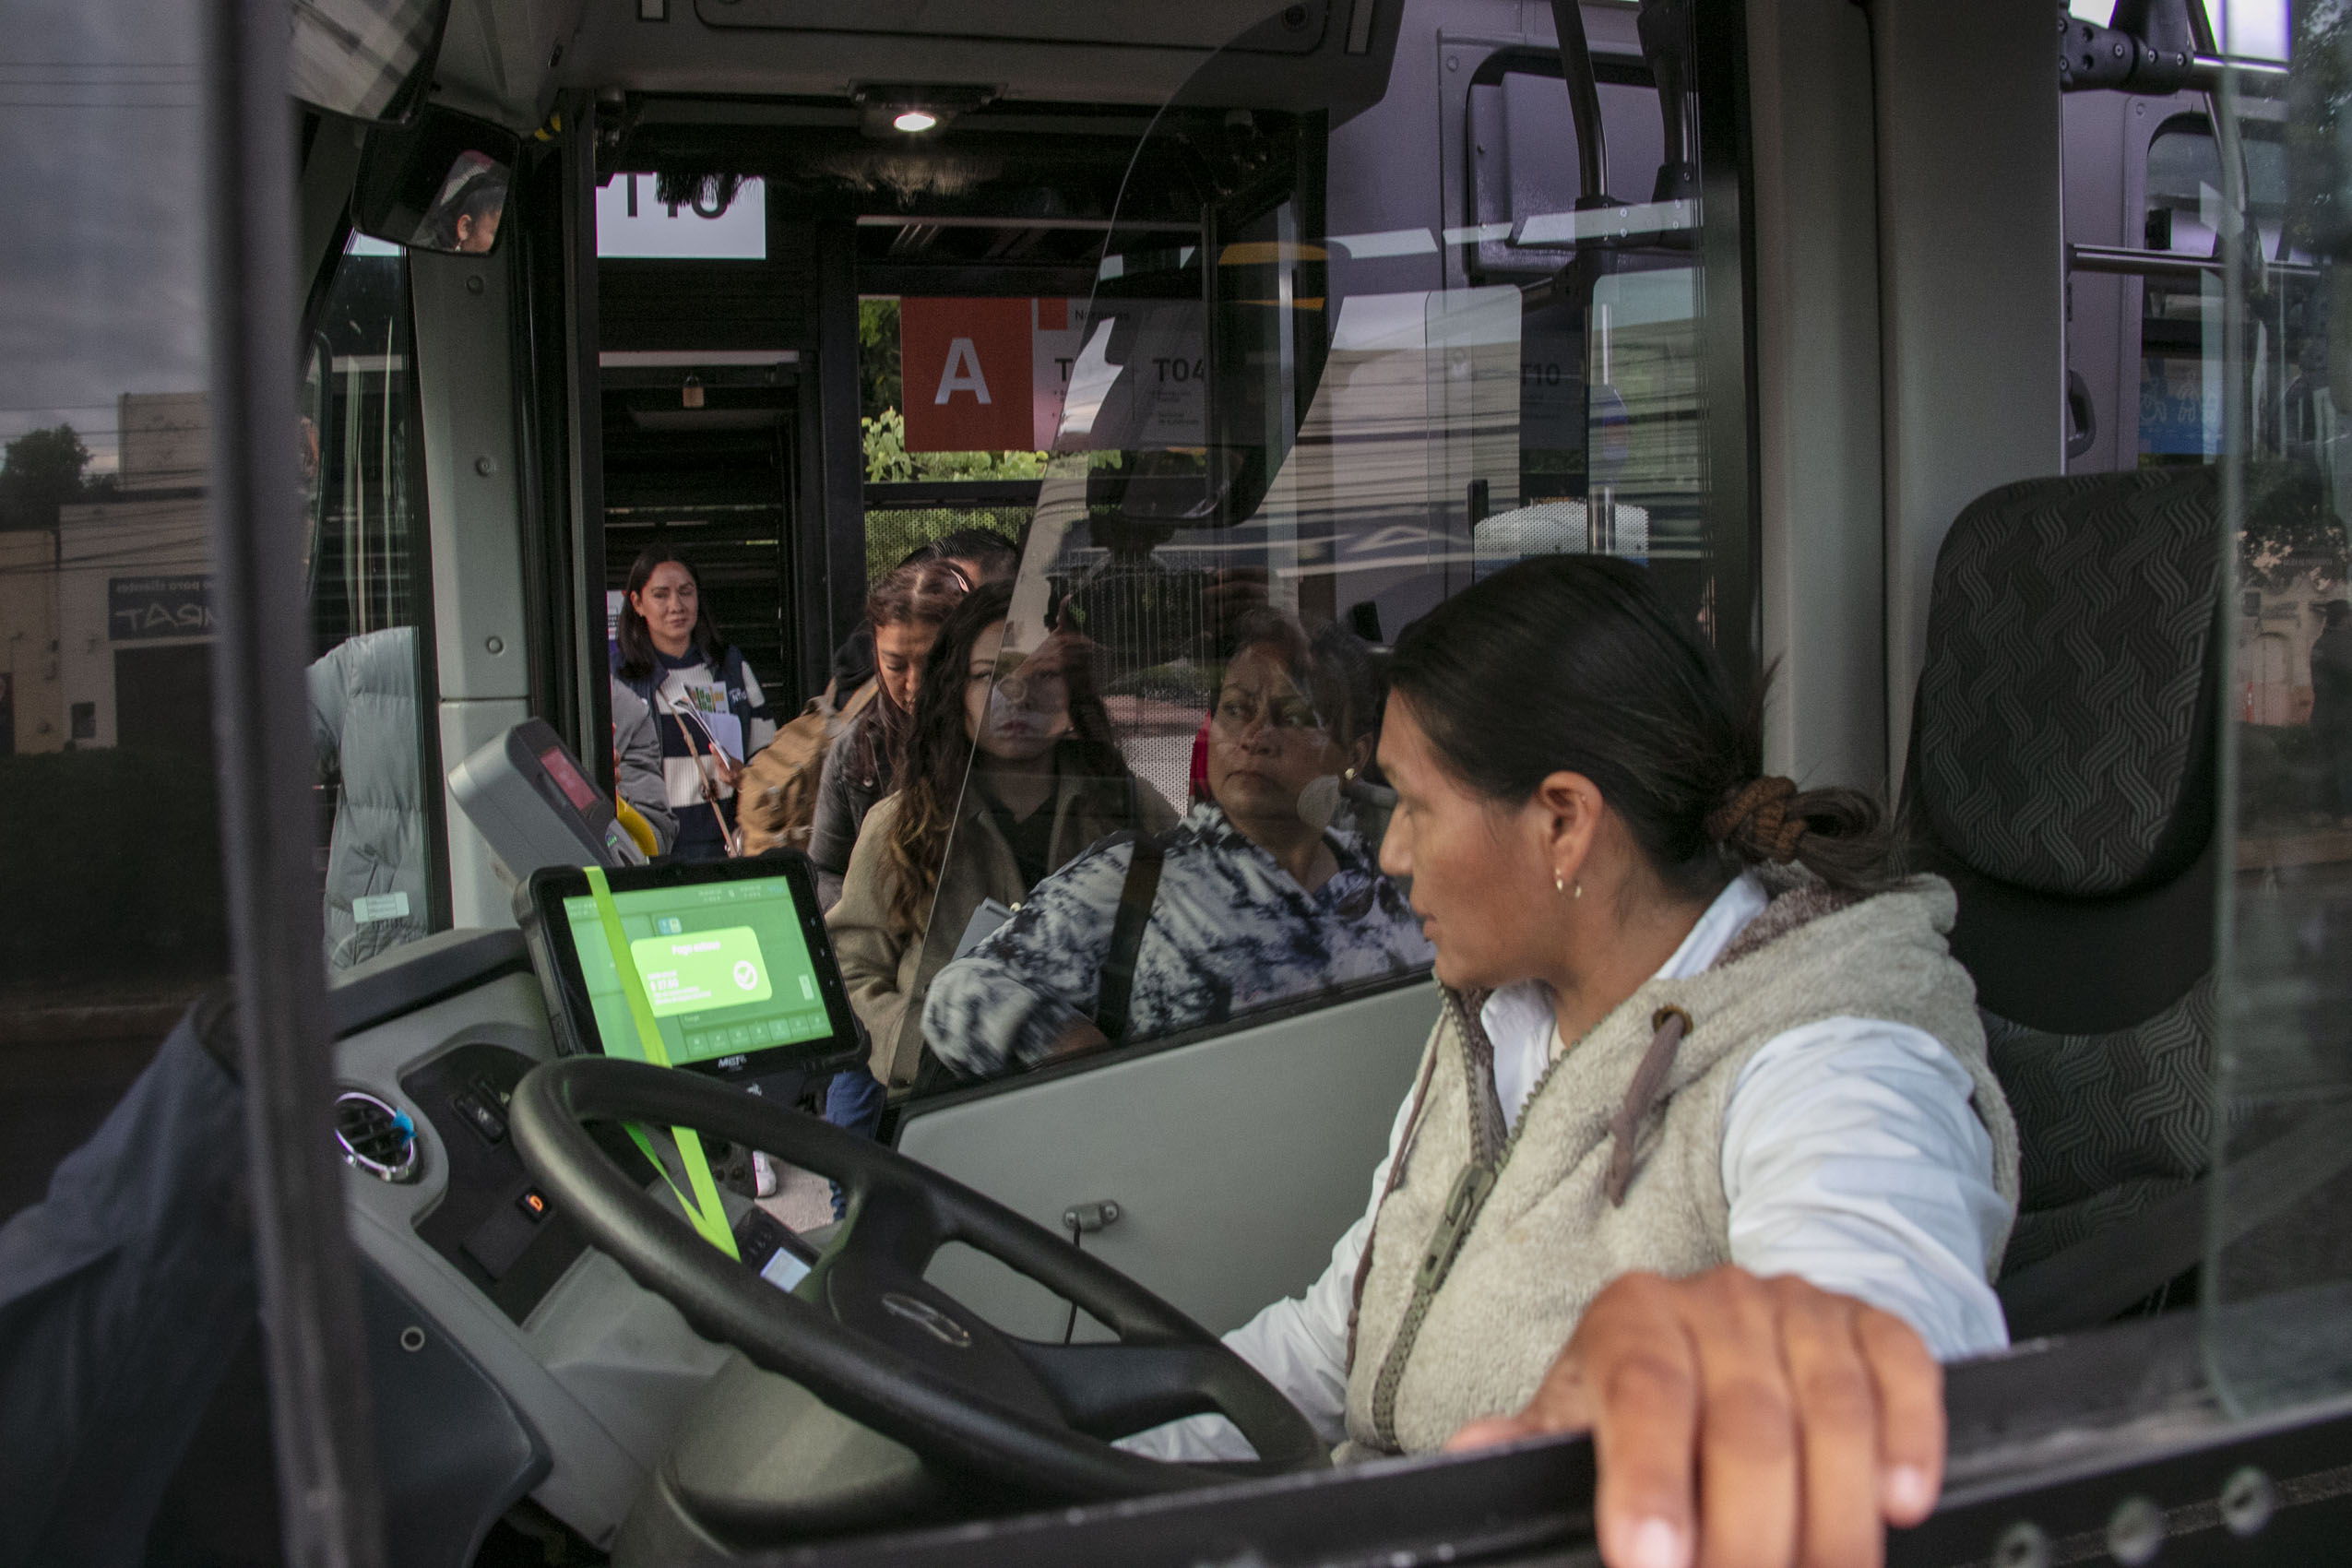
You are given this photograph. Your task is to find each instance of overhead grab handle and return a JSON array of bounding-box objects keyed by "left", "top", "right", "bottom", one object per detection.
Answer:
[{"left": 1546, "top": 0, "right": 1610, "bottom": 208}]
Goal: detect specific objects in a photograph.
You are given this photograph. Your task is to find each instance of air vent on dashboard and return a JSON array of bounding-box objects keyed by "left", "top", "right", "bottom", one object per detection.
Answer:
[{"left": 335, "top": 1090, "right": 420, "bottom": 1182}]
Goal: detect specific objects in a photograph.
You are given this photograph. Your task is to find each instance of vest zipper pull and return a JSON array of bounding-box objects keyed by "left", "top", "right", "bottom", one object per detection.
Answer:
[{"left": 1416, "top": 1162, "right": 1497, "bottom": 1291}]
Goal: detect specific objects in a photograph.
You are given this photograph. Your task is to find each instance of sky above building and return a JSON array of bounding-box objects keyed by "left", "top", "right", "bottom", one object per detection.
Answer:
[{"left": 0, "top": 0, "right": 210, "bottom": 478}]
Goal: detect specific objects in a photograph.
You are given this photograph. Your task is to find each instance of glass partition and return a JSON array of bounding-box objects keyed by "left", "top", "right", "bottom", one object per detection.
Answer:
[
  {"left": 0, "top": 0, "right": 226, "bottom": 1223},
  {"left": 2206, "top": 8, "right": 2352, "bottom": 1409},
  {"left": 303, "top": 232, "right": 444, "bottom": 970},
  {"left": 830, "top": 0, "right": 1752, "bottom": 1101}
]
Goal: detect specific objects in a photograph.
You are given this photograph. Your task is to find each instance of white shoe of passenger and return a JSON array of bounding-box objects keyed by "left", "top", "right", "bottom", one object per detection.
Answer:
[{"left": 753, "top": 1150, "right": 780, "bottom": 1199}]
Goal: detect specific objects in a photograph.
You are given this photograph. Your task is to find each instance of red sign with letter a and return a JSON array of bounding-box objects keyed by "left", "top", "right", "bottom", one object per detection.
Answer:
[{"left": 898, "top": 297, "right": 1035, "bottom": 452}]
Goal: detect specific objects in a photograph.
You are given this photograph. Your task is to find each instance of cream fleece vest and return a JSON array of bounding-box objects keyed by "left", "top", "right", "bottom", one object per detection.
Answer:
[{"left": 1341, "top": 875, "right": 2020, "bottom": 1458}]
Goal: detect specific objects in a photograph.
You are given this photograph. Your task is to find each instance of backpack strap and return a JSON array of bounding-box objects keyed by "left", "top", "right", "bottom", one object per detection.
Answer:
[{"left": 1091, "top": 832, "right": 1166, "bottom": 1043}]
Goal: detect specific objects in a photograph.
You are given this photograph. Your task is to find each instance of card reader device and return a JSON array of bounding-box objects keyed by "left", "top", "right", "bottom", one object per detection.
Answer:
[{"left": 449, "top": 719, "right": 645, "bottom": 875}]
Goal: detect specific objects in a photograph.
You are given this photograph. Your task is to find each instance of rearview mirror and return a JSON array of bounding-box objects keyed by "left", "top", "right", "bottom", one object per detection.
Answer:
[{"left": 352, "top": 107, "right": 521, "bottom": 256}]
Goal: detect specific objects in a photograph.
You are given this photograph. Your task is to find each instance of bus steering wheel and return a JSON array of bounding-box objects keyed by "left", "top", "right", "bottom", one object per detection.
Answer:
[{"left": 508, "top": 1055, "right": 1327, "bottom": 1503}]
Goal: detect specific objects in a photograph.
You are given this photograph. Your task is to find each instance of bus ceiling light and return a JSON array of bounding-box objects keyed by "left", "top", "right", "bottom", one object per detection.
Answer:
[{"left": 852, "top": 83, "right": 995, "bottom": 138}]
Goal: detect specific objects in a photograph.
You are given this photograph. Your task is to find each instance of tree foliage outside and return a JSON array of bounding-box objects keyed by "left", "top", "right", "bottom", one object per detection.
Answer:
[
  {"left": 861, "top": 408, "right": 1050, "bottom": 483},
  {"left": 2243, "top": 463, "right": 2348, "bottom": 591},
  {"left": 859, "top": 296, "right": 902, "bottom": 419},
  {"left": 0, "top": 423, "right": 113, "bottom": 531}
]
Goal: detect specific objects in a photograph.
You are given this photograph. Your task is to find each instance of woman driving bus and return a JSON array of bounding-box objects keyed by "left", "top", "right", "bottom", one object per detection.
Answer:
[{"left": 1123, "top": 557, "right": 2020, "bottom": 1565}]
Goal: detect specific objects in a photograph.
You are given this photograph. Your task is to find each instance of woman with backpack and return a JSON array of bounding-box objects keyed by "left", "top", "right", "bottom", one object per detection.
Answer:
[{"left": 611, "top": 546, "right": 775, "bottom": 861}]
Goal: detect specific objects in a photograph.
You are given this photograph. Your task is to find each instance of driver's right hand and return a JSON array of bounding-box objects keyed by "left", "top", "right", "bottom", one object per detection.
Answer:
[{"left": 1443, "top": 1267, "right": 1943, "bottom": 1568}]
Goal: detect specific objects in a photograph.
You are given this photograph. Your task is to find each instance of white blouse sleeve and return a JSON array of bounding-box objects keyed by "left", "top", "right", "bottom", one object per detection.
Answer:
[
  {"left": 1116, "top": 1092, "right": 1416, "bottom": 1461},
  {"left": 1721, "top": 1018, "right": 2013, "bottom": 1362}
]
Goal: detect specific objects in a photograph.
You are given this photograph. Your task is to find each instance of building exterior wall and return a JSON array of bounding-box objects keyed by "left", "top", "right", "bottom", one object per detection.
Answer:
[
  {"left": 0, "top": 529, "right": 61, "bottom": 754},
  {"left": 56, "top": 497, "right": 212, "bottom": 750}
]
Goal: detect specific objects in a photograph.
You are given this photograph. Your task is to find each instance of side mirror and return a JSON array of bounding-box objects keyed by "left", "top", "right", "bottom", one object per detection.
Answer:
[
  {"left": 352, "top": 107, "right": 522, "bottom": 256},
  {"left": 290, "top": 0, "right": 454, "bottom": 125}
]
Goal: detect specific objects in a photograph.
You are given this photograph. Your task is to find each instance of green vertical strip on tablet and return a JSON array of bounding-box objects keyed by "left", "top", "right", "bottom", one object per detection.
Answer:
[{"left": 585, "top": 865, "right": 741, "bottom": 1260}]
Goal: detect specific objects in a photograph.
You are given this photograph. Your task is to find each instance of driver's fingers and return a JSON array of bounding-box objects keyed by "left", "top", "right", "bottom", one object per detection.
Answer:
[
  {"left": 1856, "top": 1307, "right": 1943, "bottom": 1527},
  {"left": 1775, "top": 1277, "right": 1883, "bottom": 1568},
  {"left": 1683, "top": 1268, "right": 1800, "bottom": 1568},
  {"left": 1580, "top": 1274, "right": 1703, "bottom": 1568},
  {"left": 1442, "top": 1345, "right": 1598, "bottom": 1453}
]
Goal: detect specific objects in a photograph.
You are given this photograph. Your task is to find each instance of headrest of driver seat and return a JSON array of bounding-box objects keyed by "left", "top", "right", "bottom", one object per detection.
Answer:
[{"left": 1911, "top": 467, "right": 2221, "bottom": 902}]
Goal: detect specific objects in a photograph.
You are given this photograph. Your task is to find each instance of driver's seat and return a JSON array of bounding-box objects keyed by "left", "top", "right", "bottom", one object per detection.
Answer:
[{"left": 1901, "top": 466, "right": 2224, "bottom": 1338}]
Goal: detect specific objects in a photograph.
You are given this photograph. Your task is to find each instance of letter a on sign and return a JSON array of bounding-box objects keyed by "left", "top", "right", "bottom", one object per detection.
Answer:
[
  {"left": 900, "top": 298, "right": 1032, "bottom": 451},
  {"left": 935, "top": 339, "right": 991, "bottom": 404}
]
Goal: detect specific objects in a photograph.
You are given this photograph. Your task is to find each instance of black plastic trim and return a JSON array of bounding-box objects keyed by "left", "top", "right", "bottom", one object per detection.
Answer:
[
  {"left": 327, "top": 929, "right": 534, "bottom": 1040},
  {"left": 357, "top": 1258, "right": 549, "bottom": 1566},
  {"left": 748, "top": 1305, "right": 2352, "bottom": 1568}
]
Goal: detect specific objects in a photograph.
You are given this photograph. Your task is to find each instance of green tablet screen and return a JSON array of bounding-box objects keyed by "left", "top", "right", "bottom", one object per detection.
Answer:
[{"left": 561, "top": 873, "right": 832, "bottom": 1067}]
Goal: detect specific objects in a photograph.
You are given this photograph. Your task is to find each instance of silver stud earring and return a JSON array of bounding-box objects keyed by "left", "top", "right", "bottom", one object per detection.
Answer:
[
  {"left": 1574, "top": 881, "right": 1583, "bottom": 900},
  {"left": 1554, "top": 871, "right": 1567, "bottom": 895}
]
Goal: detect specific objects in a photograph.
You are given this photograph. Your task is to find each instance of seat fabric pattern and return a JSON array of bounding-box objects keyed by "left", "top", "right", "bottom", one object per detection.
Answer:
[
  {"left": 1914, "top": 469, "right": 2219, "bottom": 899},
  {"left": 1986, "top": 975, "right": 2214, "bottom": 1273}
]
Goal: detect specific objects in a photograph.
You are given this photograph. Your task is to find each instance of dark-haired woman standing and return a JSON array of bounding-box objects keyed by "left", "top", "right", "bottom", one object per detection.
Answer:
[
  {"left": 612, "top": 547, "right": 774, "bottom": 861},
  {"left": 1124, "top": 557, "right": 2019, "bottom": 1568},
  {"left": 807, "top": 556, "right": 974, "bottom": 907}
]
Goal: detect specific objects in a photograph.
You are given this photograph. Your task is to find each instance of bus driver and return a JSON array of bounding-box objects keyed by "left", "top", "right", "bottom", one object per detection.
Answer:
[{"left": 1124, "top": 557, "right": 2021, "bottom": 1568}]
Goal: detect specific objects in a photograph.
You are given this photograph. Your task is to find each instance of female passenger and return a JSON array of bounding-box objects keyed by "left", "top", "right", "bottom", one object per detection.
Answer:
[
  {"left": 807, "top": 556, "right": 972, "bottom": 908},
  {"left": 611, "top": 546, "right": 775, "bottom": 861},
  {"left": 826, "top": 582, "right": 1178, "bottom": 1115},
  {"left": 1124, "top": 558, "right": 2019, "bottom": 1562},
  {"left": 923, "top": 610, "right": 1431, "bottom": 1075}
]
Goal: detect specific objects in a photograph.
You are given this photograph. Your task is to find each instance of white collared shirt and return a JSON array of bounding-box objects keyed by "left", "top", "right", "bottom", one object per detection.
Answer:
[{"left": 1124, "top": 873, "right": 2012, "bottom": 1461}]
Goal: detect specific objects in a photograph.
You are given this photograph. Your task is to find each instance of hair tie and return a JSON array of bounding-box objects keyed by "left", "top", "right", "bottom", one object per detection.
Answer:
[{"left": 1706, "top": 776, "right": 1806, "bottom": 862}]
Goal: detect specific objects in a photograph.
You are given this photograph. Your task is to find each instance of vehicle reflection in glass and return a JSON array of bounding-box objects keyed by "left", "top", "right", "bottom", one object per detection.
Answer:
[{"left": 899, "top": 31, "right": 1724, "bottom": 1099}]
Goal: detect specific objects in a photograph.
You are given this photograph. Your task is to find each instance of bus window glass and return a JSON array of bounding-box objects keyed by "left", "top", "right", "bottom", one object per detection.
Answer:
[
  {"left": 0, "top": 0, "right": 222, "bottom": 1221},
  {"left": 304, "top": 231, "right": 444, "bottom": 970},
  {"left": 2140, "top": 114, "right": 2294, "bottom": 466},
  {"left": 831, "top": 0, "right": 1750, "bottom": 1103},
  {"left": 2208, "top": 11, "right": 2352, "bottom": 1410}
]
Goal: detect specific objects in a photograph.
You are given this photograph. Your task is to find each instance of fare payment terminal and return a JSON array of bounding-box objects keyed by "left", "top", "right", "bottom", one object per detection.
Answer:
[{"left": 450, "top": 719, "right": 646, "bottom": 877}]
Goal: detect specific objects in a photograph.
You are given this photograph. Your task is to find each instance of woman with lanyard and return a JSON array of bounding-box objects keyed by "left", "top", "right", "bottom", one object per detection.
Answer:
[
  {"left": 612, "top": 546, "right": 776, "bottom": 861},
  {"left": 1117, "top": 557, "right": 2020, "bottom": 1568}
]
